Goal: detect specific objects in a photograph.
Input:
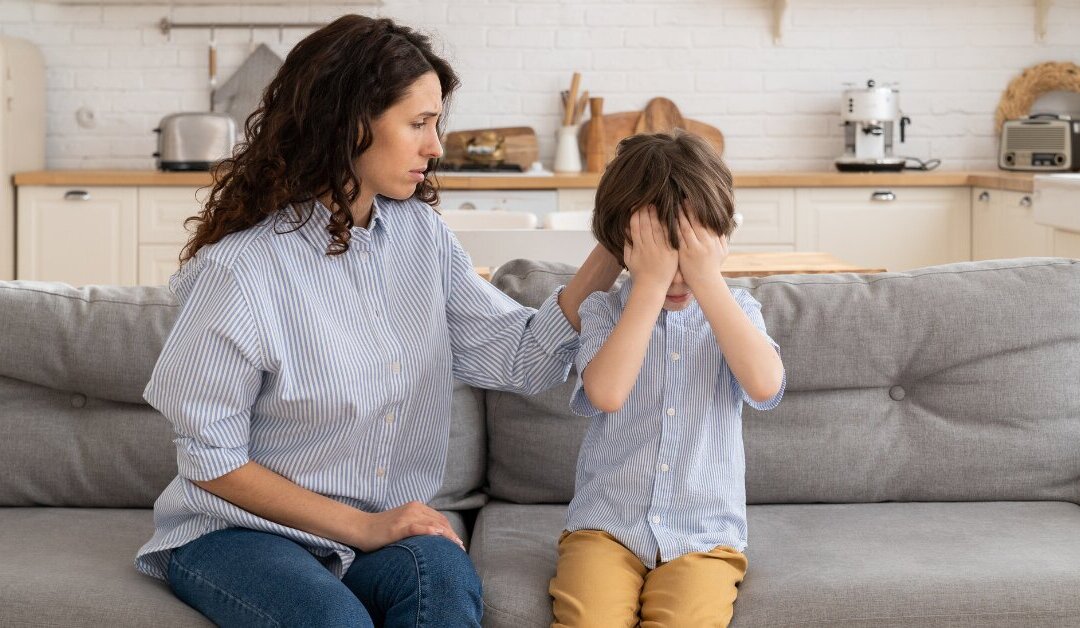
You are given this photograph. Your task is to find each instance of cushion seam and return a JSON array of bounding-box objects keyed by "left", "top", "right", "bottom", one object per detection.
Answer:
[{"left": 0, "top": 284, "right": 176, "bottom": 308}]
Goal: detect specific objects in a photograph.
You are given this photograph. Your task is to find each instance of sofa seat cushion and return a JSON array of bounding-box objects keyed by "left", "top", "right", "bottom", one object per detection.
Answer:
[
  {"left": 0, "top": 507, "right": 471, "bottom": 626},
  {"left": 470, "top": 501, "right": 1080, "bottom": 628},
  {"left": 0, "top": 508, "right": 210, "bottom": 626}
]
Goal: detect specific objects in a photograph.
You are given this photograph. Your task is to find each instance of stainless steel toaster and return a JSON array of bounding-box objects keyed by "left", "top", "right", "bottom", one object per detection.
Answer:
[{"left": 153, "top": 112, "right": 236, "bottom": 171}]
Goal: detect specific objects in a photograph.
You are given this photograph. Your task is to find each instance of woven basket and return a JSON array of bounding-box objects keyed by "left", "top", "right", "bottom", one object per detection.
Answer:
[{"left": 995, "top": 61, "right": 1080, "bottom": 131}]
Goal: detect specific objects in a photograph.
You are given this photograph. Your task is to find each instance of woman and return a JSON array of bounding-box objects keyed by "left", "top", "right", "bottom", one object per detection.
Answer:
[{"left": 134, "top": 15, "right": 619, "bottom": 627}]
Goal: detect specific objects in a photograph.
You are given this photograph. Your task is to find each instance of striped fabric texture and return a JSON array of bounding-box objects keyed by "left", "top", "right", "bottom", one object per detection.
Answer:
[
  {"left": 135, "top": 197, "right": 577, "bottom": 580},
  {"left": 566, "top": 279, "right": 785, "bottom": 568}
]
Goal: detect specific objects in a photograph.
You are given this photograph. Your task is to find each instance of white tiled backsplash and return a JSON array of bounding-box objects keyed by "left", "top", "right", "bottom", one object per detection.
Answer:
[{"left": 2, "top": 0, "right": 1079, "bottom": 171}]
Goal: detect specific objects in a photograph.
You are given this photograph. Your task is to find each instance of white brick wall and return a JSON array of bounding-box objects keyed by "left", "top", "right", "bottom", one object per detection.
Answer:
[{"left": 2, "top": 0, "right": 1079, "bottom": 171}]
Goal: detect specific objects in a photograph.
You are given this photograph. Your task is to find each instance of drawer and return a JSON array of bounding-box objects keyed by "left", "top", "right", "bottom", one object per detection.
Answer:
[
  {"left": 138, "top": 187, "right": 208, "bottom": 244},
  {"left": 732, "top": 188, "right": 795, "bottom": 244},
  {"left": 138, "top": 243, "right": 184, "bottom": 286},
  {"left": 556, "top": 189, "right": 596, "bottom": 213},
  {"left": 435, "top": 190, "right": 557, "bottom": 215}
]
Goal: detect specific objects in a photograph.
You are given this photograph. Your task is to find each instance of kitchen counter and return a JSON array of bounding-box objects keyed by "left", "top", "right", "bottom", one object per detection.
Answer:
[{"left": 13, "top": 170, "right": 1037, "bottom": 192}]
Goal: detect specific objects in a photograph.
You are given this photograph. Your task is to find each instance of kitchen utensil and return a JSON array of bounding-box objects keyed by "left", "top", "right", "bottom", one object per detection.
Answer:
[
  {"left": 153, "top": 112, "right": 236, "bottom": 171},
  {"left": 208, "top": 28, "right": 217, "bottom": 111},
  {"left": 212, "top": 43, "right": 283, "bottom": 131},
  {"left": 574, "top": 90, "right": 588, "bottom": 125},
  {"left": 835, "top": 79, "right": 910, "bottom": 172},
  {"left": 442, "top": 127, "right": 539, "bottom": 171},
  {"left": 585, "top": 97, "right": 606, "bottom": 172},
  {"left": 563, "top": 72, "right": 581, "bottom": 127}
]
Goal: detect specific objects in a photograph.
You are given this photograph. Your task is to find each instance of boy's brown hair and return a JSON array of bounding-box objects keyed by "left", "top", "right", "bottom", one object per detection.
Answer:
[{"left": 592, "top": 129, "right": 735, "bottom": 267}]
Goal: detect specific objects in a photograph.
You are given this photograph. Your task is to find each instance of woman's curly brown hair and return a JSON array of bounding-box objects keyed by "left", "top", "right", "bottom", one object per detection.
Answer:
[{"left": 179, "top": 15, "right": 460, "bottom": 264}]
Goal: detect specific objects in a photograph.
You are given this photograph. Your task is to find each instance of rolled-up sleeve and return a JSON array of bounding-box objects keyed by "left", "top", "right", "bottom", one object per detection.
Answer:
[
  {"left": 144, "top": 259, "right": 264, "bottom": 481},
  {"left": 570, "top": 291, "right": 616, "bottom": 417},
  {"left": 730, "top": 289, "right": 786, "bottom": 412},
  {"left": 442, "top": 226, "right": 578, "bottom": 395}
]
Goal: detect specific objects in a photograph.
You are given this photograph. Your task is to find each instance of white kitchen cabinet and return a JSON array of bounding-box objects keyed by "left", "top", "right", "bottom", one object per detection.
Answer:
[
  {"left": 731, "top": 188, "right": 795, "bottom": 250},
  {"left": 137, "top": 186, "right": 207, "bottom": 285},
  {"left": 435, "top": 189, "right": 558, "bottom": 227},
  {"left": 139, "top": 244, "right": 186, "bottom": 287},
  {"left": 794, "top": 187, "right": 971, "bottom": 271},
  {"left": 556, "top": 189, "right": 596, "bottom": 214},
  {"left": 549, "top": 188, "right": 795, "bottom": 252},
  {"left": 138, "top": 187, "right": 204, "bottom": 246},
  {"left": 971, "top": 188, "right": 1054, "bottom": 260},
  {"left": 17, "top": 186, "right": 137, "bottom": 286},
  {"left": 1053, "top": 229, "right": 1080, "bottom": 259}
]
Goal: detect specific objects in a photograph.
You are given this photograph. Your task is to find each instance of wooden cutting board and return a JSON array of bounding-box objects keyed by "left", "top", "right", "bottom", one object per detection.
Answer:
[
  {"left": 634, "top": 97, "right": 684, "bottom": 134},
  {"left": 442, "top": 127, "right": 539, "bottom": 170},
  {"left": 579, "top": 100, "right": 725, "bottom": 166}
]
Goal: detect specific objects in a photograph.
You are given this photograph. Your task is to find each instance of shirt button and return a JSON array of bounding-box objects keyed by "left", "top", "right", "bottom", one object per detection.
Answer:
[
  {"left": 660, "top": 463, "right": 670, "bottom": 472},
  {"left": 385, "top": 413, "right": 395, "bottom": 424},
  {"left": 666, "top": 407, "right": 676, "bottom": 416},
  {"left": 360, "top": 251, "right": 370, "bottom": 261},
  {"left": 390, "top": 361, "right": 401, "bottom": 374},
  {"left": 651, "top": 515, "right": 661, "bottom": 525},
  {"left": 375, "top": 467, "right": 386, "bottom": 477},
  {"left": 670, "top": 352, "right": 680, "bottom": 361}
]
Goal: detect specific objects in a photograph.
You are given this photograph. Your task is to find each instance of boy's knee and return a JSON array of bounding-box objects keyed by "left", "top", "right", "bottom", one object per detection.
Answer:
[{"left": 554, "top": 605, "right": 638, "bottom": 628}]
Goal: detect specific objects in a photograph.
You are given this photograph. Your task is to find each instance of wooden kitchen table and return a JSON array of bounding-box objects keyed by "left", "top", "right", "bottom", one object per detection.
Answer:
[{"left": 721, "top": 252, "right": 886, "bottom": 277}]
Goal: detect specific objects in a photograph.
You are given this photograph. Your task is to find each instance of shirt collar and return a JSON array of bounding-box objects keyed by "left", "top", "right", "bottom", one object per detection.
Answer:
[{"left": 285, "top": 197, "right": 391, "bottom": 254}]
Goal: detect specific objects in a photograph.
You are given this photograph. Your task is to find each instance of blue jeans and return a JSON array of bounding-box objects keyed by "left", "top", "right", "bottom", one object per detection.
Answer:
[{"left": 167, "top": 528, "right": 482, "bottom": 627}]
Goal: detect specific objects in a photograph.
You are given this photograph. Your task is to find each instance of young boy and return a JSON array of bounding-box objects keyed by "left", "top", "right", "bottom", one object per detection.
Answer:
[{"left": 549, "top": 131, "right": 786, "bottom": 628}]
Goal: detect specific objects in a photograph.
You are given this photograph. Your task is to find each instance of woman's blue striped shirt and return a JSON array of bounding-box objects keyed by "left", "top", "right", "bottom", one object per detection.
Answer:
[{"left": 135, "top": 197, "right": 577, "bottom": 580}]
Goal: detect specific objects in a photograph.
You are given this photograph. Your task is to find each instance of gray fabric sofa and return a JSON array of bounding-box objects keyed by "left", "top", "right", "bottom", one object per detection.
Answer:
[{"left": 2, "top": 257, "right": 1078, "bottom": 627}]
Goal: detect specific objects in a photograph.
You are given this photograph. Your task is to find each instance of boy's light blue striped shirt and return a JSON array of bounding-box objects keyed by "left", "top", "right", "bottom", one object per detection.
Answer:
[
  {"left": 566, "top": 279, "right": 785, "bottom": 568},
  {"left": 135, "top": 197, "right": 578, "bottom": 581}
]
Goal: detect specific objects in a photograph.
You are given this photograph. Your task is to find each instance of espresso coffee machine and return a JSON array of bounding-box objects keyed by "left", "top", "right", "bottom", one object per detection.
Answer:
[{"left": 835, "top": 79, "right": 911, "bottom": 172}]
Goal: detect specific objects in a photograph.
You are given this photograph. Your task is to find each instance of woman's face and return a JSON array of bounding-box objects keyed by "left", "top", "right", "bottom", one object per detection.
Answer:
[{"left": 356, "top": 71, "right": 445, "bottom": 201}]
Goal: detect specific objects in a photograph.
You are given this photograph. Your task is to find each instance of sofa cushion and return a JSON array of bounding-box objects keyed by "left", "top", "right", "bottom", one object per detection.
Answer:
[
  {"left": 0, "top": 282, "right": 176, "bottom": 405},
  {"left": 0, "top": 377, "right": 176, "bottom": 507},
  {"left": 485, "top": 261, "right": 597, "bottom": 503},
  {"left": 470, "top": 500, "right": 1080, "bottom": 627},
  {"left": 488, "top": 258, "right": 1080, "bottom": 505},
  {"left": 0, "top": 281, "right": 487, "bottom": 510},
  {"left": 0, "top": 508, "right": 211, "bottom": 627},
  {"left": 0, "top": 507, "right": 471, "bottom": 627}
]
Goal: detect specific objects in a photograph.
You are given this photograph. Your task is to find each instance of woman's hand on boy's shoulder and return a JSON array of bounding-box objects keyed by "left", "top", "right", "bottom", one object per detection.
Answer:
[
  {"left": 624, "top": 206, "right": 678, "bottom": 291},
  {"left": 677, "top": 212, "right": 729, "bottom": 291}
]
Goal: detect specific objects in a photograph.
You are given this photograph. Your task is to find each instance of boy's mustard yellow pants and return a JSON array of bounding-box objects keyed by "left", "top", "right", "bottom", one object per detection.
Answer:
[{"left": 549, "top": 529, "right": 747, "bottom": 628}]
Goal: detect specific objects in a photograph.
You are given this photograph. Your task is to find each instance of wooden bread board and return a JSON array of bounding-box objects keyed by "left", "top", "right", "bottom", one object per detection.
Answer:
[{"left": 578, "top": 102, "right": 725, "bottom": 166}]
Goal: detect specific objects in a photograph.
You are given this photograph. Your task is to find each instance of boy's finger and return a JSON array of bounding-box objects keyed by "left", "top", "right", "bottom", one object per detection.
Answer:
[{"left": 678, "top": 213, "right": 697, "bottom": 246}]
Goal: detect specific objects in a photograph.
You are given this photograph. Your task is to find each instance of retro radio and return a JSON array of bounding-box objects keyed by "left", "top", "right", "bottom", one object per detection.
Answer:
[{"left": 999, "top": 115, "right": 1080, "bottom": 172}]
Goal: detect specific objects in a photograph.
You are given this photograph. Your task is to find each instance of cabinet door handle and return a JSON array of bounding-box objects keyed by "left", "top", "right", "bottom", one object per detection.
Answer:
[
  {"left": 64, "top": 190, "right": 91, "bottom": 201},
  {"left": 977, "top": 191, "right": 990, "bottom": 202},
  {"left": 1019, "top": 195, "right": 1032, "bottom": 208},
  {"left": 870, "top": 191, "right": 896, "bottom": 202}
]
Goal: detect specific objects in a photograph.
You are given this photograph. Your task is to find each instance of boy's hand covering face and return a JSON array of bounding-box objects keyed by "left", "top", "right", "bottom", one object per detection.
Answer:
[
  {"left": 624, "top": 205, "right": 679, "bottom": 288},
  {"left": 677, "top": 209, "right": 730, "bottom": 290}
]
